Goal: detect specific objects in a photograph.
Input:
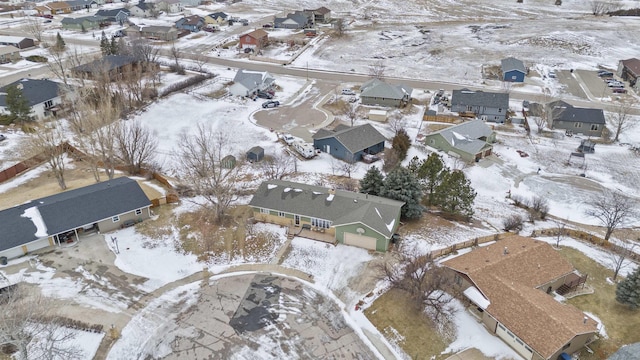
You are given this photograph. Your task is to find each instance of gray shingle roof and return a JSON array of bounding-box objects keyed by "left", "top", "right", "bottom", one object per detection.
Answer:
[
  {"left": 249, "top": 180, "right": 404, "bottom": 237},
  {"left": 608, "top": 343, "right": 640, "bottom": 360},
  {"left": 550, "top": 102, "right": 605, "bottom": 124},
  {"left": 0, "top": 177, "right": 151, "bottom": 252},
  {"left": 0, "top": 79, "right": 61, "bottom": 107},
  {"left": 429, "top": 120, "right": 494, "bottom": 154},
  {"left": 501, "top": 57, "right": 526, "bottom": 73},
  {"left": 233, "top": 69, "right": 275, "bottom": 90},
  {"left": 72, "top": 55, "right": 137, "bottom": 73},
  {"left": 451, "top": 89, "right": 509, "bottom": 109},
  {"left": 360, "top": 78, "right": 413, "bottom": 100},
  {"left": 61, "top": 15, "right": 107, "bottom": 25},
  {"left": 312, "top": 123, "right": 386, "bottom": 154},
  {"left": 96, "top": 8, "right": 130, "bottom": 17},
  {"left": 207, "top": 12, "right": 228, "bottom": 20}
]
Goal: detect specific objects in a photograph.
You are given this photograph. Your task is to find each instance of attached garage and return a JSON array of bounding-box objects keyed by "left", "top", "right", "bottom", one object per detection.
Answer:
[
  {"left": 344, "top": 232, "right": 377, "bottom": 251},
  {"left": 496, "top": 322, "right": 534, "bottom": 360}
]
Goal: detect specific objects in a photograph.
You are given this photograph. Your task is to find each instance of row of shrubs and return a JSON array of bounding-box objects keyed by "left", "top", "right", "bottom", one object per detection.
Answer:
[
  {"left": 39, "top": 315, "right": 104, "bottom": 333},
  {"left": 503, "top": 195, "right": 550, "bottom": 232}
]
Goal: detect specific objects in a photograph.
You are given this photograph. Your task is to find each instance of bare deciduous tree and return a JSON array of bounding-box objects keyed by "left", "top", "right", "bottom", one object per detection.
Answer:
[
  {"left": 30, "top": 122, "right": 68, "bottom": 190},
  {"left": 342, "top": 101, "right": 358, "bottom": 127},
  {"left": 585, "top": 190, "right": 637, "bottom": 241},
  {"left": 609, "top": 240, "right": 637, "bottom": 281},
  {"left": 169, "top": 41, "right": 185, "bottom": 74},
  {"left": 176, "top": 124, "right": 242, "bottom": 223},
  {"left": 590, "top": 1, "right": 612, "bottom": 15},
  {"left": 116, "top": 120, "right": 157, "bottom": 175},
  {"left": 24, "top": 17, "right": 44, "bottom": 42},
  {"left": 0, "top": 285, "right": 82, "bottom": 360},
  {"left": 368, "top": 60, "right": 386, "bottom": 79},
  {"left": 503, "top": 214, "right": 524, "bottom": 232},
  {"left": 608, "top": 101, "right": 633, "bottom": 143},
  {"left": 259, "top": 152, "right": 295, "bottom": 180},
  {"left": 531, "top": 196, "right": 549, "bottom": 219},
  {"left": 552, "top": 220, "right": 567, "bottom": 249},
  {"left": 333, "top": 18, "right": 346, "bottom": 37}
]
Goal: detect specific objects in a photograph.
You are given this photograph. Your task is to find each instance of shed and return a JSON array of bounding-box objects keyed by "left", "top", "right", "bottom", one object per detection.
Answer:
[
  {"left": 368, "top": 109, "right": 388, "bottom": 122},
  {"left": 501, "top": 57, "right": 526, "bottom": 83},
  {"left": 578, "top": 140, "right": 595, "bottom": 154},
  {"left": 246, "top": 146, "right": 264, "bottom": 162},
  {"left": 221, "top": 154, "right": 236, "bottom": 169}
]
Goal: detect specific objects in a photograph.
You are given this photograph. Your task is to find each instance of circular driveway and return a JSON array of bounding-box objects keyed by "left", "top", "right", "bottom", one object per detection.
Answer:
[{"left": 163, "top": 273, "right": 376, "bottom": 359}]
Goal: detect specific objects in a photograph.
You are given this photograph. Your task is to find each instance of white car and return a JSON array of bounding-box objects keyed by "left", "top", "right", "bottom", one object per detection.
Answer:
[
  {"left": 282, "top": 134, "right": 295, "bottom": 145},
  {"left": 341, "top": 89, "right": 356, "bottom": 95}
]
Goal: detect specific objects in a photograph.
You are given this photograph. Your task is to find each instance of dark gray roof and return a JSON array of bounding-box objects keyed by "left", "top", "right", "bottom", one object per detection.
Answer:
[
  {"left": 501, "top": 57, "right": 526, "bottom": 74},
  {"left": 360, "top": 78, "right": 413, "bottom": 100},
  {"left": 247, "top": 146, "right": 264, "bottom": 155},
  {"left": 427, "top": 120, "right": 494, "bottom": 154},
  {"left": 0, "top": 79, "right": 61, "bottom": 107},
  {"left": 312, "top": 123, "right": 386, "bottom": 154},
  {"left": 0, "top": 177, "right": 150, "bottom": 252},
  {"left": 274, "top": 12, "right": 308, "bottom": 26},
  {"left": 72, "top": 55, "right": 137, "bottom": 73},
  {"left": 134, "top": 1, "right": 153, "bottom": 11},
  {"left": 66, "top": 0, "right": 98, "bottom": 7},
  {"left": 451, "top": 89, "right": 509, "bottom": 109},
  {"left": 61, "top": 15, "right": 107, "bottom": 25},
  {"left": 249, "top": 180, "right": 404, "bottom": 237},
  {"left": 207, "top": 12, "right": 227, "bottom": 19},
  {"left": 550, "top": 102, "right": 605, "bottom": 124},
  {"left": 96, "top": 8, "right": 130, "bottom": 17},
  {"left": 608, "top": 343, "right": 640, "bottom": 360}
]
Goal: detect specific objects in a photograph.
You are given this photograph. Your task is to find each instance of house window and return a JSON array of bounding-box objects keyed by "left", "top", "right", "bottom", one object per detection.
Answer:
[
  {"left": 498, "top": 324, "right": 506, "bottom": 331},
  {"left": 454, "top": 274, "right": 462, "bottom": 286},
  {"left": 590, "top": 124, "right": 599, "bottom": 131},
  {"left": 516, "top": 339, "right": 524, "bottom": 346},
  {"left": 112, "top": 215, "right": 120, "bottom": 222},
  {"left": 507, "top": 331, "right": 515, "bottom": 338},
  {"left": 498, "top": 108, "right": 502, "bottom": 113},
  {"left": 311, "top": 218, "right": 331, "bottom": 228},
  {"left": 135, "top": 209, "right": 142, "bottom": 215},
  {"left": 466, "top": 105, "right": 473, "bottom": 111},
  {"left": 44, "top": 100, "right": 53, "bottom": 108},
  {"left": 574, "top": 123, "right": 582, "bottom": 128},
  {"left": 430, "top": 139, "right": 435, "bottom": 145},
  {"left": 260, "top": 208, "right": 269, "bottom": 214},
  {"left": 278, "top": 211, "right": 285, "bottom": 217},
  {"left": 525, "top": 346, "right": 533, "bottom": 353},
  {"left": 562, "top": 343, "right": 571, "bottom": 350}
]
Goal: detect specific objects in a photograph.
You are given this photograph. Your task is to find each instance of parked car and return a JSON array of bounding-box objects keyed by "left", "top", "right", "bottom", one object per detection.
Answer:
[
  {"left": 257, "top": 91, "right": 273, "bottom": 99},
  {"left": 262, "top": 100, "right": 280, "bottom": 108},
  {"left": 44, "top": 19, "right": 52, "bottom": 23},
  {"left": 598, "top": 71, "right": 614, "bottom": 77},
  {"left": 608, "top": 82, "right": 624, "bottom": 88},
  {"left": 0, "top": 134, "right": 6, "bottom": 142},
  {"left": 612, "top": 88, "right": 627, "bottom": 94},
  {"left": 341, "top": 89, "right": 355, "bottom": 95},
  {"left": 203, "top": 27, "right": 215, "bottom": 33},
  {"left": 282, "top": 134, "right": 295, "bottom": 145},
  {"left": 43, "top": 14, "right": 53, "bottom": 19},
  {"left": 262, "top": 23, "right": 272, "bottom": 28},
  {"left": 547, "top": 71, "right": 557, "bottom": 78}
]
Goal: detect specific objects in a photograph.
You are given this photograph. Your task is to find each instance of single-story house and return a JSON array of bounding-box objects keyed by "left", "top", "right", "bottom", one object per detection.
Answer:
[
  {"left": 249, "top": 180, "right": 403, "bottom": 252},
  {"left": 0, "top": 79, "right": 63, "bottom": 120},
  {"left": 238, "top": 28, "right": 268, "bottom": 50},
  {"left": 95, "top": 8, "right": 130, "bottom": 24},
  {"left": 246, "top": 146, "right": 264, "bottom": 162},
  {"left": 617, "top": 58, "right": 640, "bottom": 90},
  {"left": 0, "top": 36, "right": 36, "bottom": 50},
  {"left": 451, "top": 89, "right": 509, "bottom": 123},
  {"left": 547, "top": 100, "right": 606, "bottom": 137},
  {"left": 61, "top": 15, "right": 107, "bottom": 31},
  {"left": 313, "top": 123, "right": 386, "bottom": 162},
  {"left": 501, "top": 57, "right": 526, "bottom": 83},
  {"left": 129, "top": 0, "right": 154, "bottom": 18},
  {"left": 0, "top": 45, "right": 21, "bottom": 64},
  {"left": 35, "top": 1, "right": 72, "bottom": 15},
  {"left": 204, "top": 11, "right": 228, "bottom": 25},
  {"left": 303, "top": 6, "right": 331, "bottom": 23},
  {"left": 424, "top": 119, "right": 496, "bottom": 162},
  {"left": 156, "top": 0, "right": 182, "bottom": 14},
  {"left": 360, "top": 78, "right": 413, "bottom": 108},
  {"left": 175, "top": 15, "right": 204, "bottom": 32},
  {"left": 72, "top": 55, "right": 139, "bottom": 80},
  {"left": 0, "top": 177, "right": 151, "bottom": 260},
  {"left": 66, "top": 0, "right": 99, "bottom": 11},
  {"left": 124, "top": 25, "right": 178, "bottom": 41},
  {"left": 443, "top": 236, "right": 599, "bottom": 360},
  {"left": 229, "top": 69, "right": 275, "bottom": 97},
  {"left": 274, "top": 12, "right": 309, "bottom": 29}
]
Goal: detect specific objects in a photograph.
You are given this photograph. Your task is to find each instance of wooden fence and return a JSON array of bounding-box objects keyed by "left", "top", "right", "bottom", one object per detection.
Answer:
[
  {"left": 423, "top": 114, "right": 464, "bottom": 124},
  {"left": 428, "top": 233, "right": 507, "bottom": 259}
]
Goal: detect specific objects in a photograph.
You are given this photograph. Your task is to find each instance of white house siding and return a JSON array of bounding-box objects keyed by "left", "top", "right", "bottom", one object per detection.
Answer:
[
  {"left": 1, "top": 237, "right": 52, "bottom": 260},
  {"left": 229, "top": 83, "right": 251, "bottom": 97}
]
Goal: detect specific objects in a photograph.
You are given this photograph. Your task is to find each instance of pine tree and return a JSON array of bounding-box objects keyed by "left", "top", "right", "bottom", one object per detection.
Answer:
[
  {"left": 420, "top": 153, "right": 447, "bottom": 205},
  {"left": 616, "top": 266, "right": 640, "bottom": 309},
  {"left": 54, "top": 32, "right": 66, "bottom": 52},
  {"left": 392, "top": 128, "right": 411, "bottom": 161},
  {"left": 360, "top": 166, "right": 384, "bottom": 196},
  {"left": 5, "top": 85, "right": 32, "bottom": 123},
  {"left": 109, "top": 36, "right": 119, "bottom": 55},
  {"left": 433, "top": 170, "right": 476, "bottom": 220},
  {"left": 406, "top": 156, "right": 423, "bottom": 176},
  {"left": 100, "top": 31, "right": 109, "bottom": 55},
  {"left": 380, "top": 166, "right": 423, "bottom": 219}
]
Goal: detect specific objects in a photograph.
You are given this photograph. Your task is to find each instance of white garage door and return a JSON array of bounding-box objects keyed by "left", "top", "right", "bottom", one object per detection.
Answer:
[
  {"left": 495, "top": 323, "right": 533, "bottom": 360},
  {"left": 344, "top": 233, "right": 377, "bottom": 251}
]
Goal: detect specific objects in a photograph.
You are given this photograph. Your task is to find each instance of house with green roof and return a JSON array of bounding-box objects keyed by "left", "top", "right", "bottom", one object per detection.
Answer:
[{"left": 249, "top": 180, "right": 403, "bottom": 252}]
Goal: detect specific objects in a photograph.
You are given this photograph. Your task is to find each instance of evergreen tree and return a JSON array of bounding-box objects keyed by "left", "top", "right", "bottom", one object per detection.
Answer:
[
  {"left": 392, "top": 128, "right": 411, "bottom": 161},
  {"left": 406, "top": 156, "right": 423, "bottom": 176},
  {"left": 109, "top": 36, "right": 119, "bottom": 55},
  {"left": 420, "top": 153, "right": 447, "bottom": 205},
  {"left": 380, "top": 166, "right": 423, "bottom": 219},
  {"left": 616, "top": 266, "right": 640, "bottom": 309},
  {"left": 54, "top": 32, "right": 66, "bottom": 52},
  {"left": 360, "top": 166, "right": 384, "bottom": 196},
  {"left": 5, "top": 85, "right": 32, "bottom": 123},
  {"left": 100, "top": 31, "right": 109, "bottom": 55},
  {"left": 433, "top": 170, "right": 476, "bottom": 220}
]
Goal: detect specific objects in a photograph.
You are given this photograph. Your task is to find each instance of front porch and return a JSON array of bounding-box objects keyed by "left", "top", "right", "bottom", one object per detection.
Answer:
[{"left": 288, "top": 225, "right": 336, "bottom": 245}]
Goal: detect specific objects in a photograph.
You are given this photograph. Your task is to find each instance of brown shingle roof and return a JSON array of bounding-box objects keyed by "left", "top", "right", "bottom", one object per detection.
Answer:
[
  {"left": 621, "top": 58, "right": 640, "bottom": 77},
  {"left": 443, "top": 236, "right": 598, "bottom": 359},
  {"left": 243, "top": 29, "right": 268, "bottom": 40},
  {"left": 47, "top": 1, "right": 71, "bottom": 9}
]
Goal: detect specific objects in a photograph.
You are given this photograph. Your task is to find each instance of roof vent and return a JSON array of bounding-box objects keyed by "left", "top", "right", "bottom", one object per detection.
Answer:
[
  {"left": 583, "top": 316, "right": 588, "bottom": 324},
  {"left": 17, "top": 83, "right": 23, "bottom": 90},
  {"left": 353, "top": 199, "right": 357, "bottom": 203},
  {"left": 328, "top": 188, "right": 335, "bottom": 195},
  {"left": 503, "top": 247, "right": 509, "bottom": 255}
]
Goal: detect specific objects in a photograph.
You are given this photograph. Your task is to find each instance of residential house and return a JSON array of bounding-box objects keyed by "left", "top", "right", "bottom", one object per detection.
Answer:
[
  {"left": 303, "top": 6, "right": 331, "bottom": 23},
  {"left": 180, "top": 0, "right": 200, "bottom": 6},
  {"left": 0, "top": 79, "right": 63, "bottom": 120},
  {"left": 204, "top": 11, "right": 228, "bottom": 25},
  {"left": 608, "top": 343, "right": 640, "bottom": 360},
  {"left": 238, "top": 28, "right": 268, "bottom": 50},
  {"left": 451, "top": 89, "right": 509, "bottom": 123},
  {"left": 175, "top": 15, "right": 204, "bottom": 32},
  {"left": 246, "top": 146, "right": 264, "bottom": 162},
  {"left": 0, "top": 36, "right": 36, "bottom": 49},
  {"left": 312, "top": 123, "right": 386, "bottom": 162},
  {"left": 424, "top": 119, "right": 496, "bottom": 162},
  {"left": 156, "top": 0, "right": 182, "bottom": 14},
  {"left": 547, "top": 100, "right": 606, "bottom": 137},
  {"left": 617, "top": 58, "right": 640, "bottom": 90},
  {"left": 66, "top": 0, "right": 100, "bottom": 11},
  {"left": 35, "top": 1, "right": 72, "bottom": 15},
  {"left": 229, "top": 69, "right": 275, "bottom": 97},
  {"left": 129, "top": 0, "right": 154, "bottom": 18},
  {"left": 249, "top": 180, "right": 403, "bottom": 252},
  {"left": 72, "top": 55, "right": 139, "bottom": 80},
  {"left": 501, "top": 57, "right": 526, "bottom": 83},
  {"left": 124, "top": 25, "right": 178, "bottom": 41},
  {"left": 0, "top": 177, "right": 151, "bottom": 260},
  {"left": 274, "top": 12, "right": 309, "bottom": 29},
  {"left": 95, "top": 8, "right": 130, "bottom": 24},
  {"left": 61, "top": 15, "right": 107, "bottom": 31},
  {"left": 443, "top": 236, "right": 599, "bottom": 360},
  {"left": 0, "top": 46, "right": 21, "bottom": 64},
  {"left": 360, "top": 78, "right": 413, "bottom": 107}
]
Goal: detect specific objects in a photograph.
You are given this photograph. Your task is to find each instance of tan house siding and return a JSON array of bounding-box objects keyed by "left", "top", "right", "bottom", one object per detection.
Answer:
[
  {"left": 482, "top": 312, "right": 497, "bottom": 331},
  {"left": 97, "top": 208, "right": 150, "bottom": 233},
  {"left": 548, "top": 332, "right": 597, "bottom": 360}
]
